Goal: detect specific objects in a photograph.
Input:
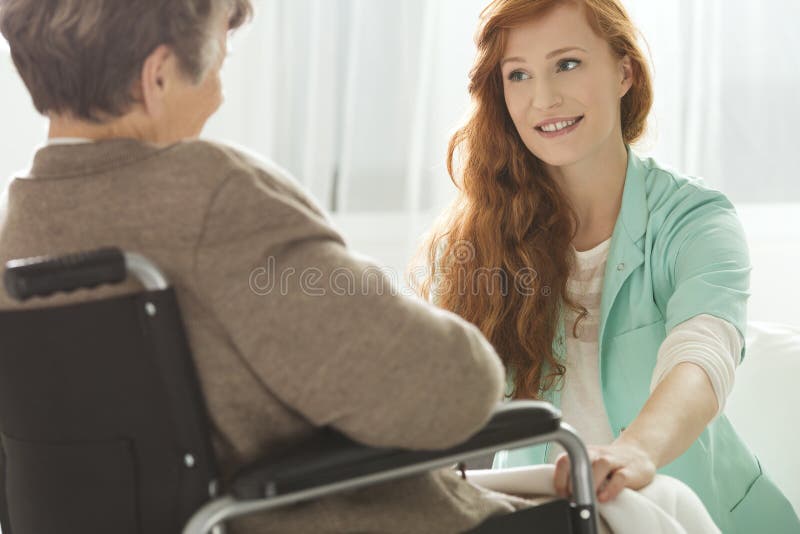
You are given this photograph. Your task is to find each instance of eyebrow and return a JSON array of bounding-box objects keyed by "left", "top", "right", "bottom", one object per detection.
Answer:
[{"left": 500, "top": 46, "right": 588, "bottom": 68}]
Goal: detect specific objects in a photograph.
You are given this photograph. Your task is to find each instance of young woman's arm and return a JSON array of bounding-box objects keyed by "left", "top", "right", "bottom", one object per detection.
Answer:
[
  {"left": 595, "top": 361, "right": 719, "bottom": 500},
  {"left": 552, "top": 354, "right": 721, "bottom": 503},
  {"left": 554, "top": 314, "right": 742, "bottom": 502},
  {"left": 555, "top": 189, "right": 751, "bottom": 503},
  {"left": 595, "top": 315, "right": 744, "bottom": 501},
  {"left": 650, "top": 314, "right": 742, "bottom": 418}
]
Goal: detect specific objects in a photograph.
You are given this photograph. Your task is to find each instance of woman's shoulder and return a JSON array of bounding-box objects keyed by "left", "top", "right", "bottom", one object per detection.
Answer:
[
  {"left": 171, "top": 140, "right": 296, "bottom": 189},
  {"left": 634, "top": 151, "right": 738, "bottom": 228},
  {"left": 173, "top": 139, "right": 329, "bottom": 218},
  {"left": 637, "top": 152, "right": 727, "bottom": 202},
  {"left": 635, "top": 152, "right": 747, "bottom": 274}
]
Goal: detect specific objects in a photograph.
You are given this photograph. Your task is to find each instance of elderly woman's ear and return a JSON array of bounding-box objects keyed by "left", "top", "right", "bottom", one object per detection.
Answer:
[{"left": 136, "top": 45, "right": 175, "bottom": 118}]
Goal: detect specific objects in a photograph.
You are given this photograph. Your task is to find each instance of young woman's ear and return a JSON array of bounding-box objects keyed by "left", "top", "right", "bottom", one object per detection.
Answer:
[
  {"left": 138, "top": 44, "right": 174, "bottom": 117},
  {"left": 619, "top": 54, "right": 634, "bottom": 98}
]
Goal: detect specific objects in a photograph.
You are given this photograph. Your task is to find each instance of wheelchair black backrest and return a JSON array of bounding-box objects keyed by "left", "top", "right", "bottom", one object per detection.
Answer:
[{"left": 0, "top": 248, "right": 219, "bottom": 534}]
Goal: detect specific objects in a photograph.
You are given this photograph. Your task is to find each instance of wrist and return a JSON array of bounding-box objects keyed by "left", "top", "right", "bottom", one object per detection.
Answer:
[{"left": 614, "top": 429, "right": 660, "bottom": 467}]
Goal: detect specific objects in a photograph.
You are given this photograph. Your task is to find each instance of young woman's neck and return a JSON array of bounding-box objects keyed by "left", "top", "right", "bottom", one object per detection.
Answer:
[{"left": 546, "top": 137, "right": 628, "bottom": 246}]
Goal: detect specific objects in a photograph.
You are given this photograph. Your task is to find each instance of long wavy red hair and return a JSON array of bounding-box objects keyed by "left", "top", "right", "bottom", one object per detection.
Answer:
[{"left": 414, "top": 0, "right": 653, "bottom": 399}]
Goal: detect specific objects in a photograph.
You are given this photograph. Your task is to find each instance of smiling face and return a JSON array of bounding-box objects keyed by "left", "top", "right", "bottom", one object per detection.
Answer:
[{"left": 501, "top": 1, "right": 632, "bottom": 168}]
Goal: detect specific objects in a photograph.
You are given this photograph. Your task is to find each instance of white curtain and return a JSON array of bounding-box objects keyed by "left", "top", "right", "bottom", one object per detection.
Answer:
[
  {"left": 625, "top": 0, "right": 800, "bottom": 201},
  {"left": 205, "top": 0, "right": 486, "bottom": 217}
]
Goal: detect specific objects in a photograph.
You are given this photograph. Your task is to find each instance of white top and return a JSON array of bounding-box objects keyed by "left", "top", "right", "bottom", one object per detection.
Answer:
[
  {"left": 545, "top": 237, "right": 743, "bottom": 463},
  {"left": 46, "top": 137, "right": 93, "bottom": 145},
  {"left": 546, "top": 237, "right": 616, "bottom": 462}
]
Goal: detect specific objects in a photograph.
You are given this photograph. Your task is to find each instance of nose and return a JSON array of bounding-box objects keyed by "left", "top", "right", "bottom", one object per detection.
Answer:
[{"left": 530, "top": 78, "right": 563, "bottom": 112}]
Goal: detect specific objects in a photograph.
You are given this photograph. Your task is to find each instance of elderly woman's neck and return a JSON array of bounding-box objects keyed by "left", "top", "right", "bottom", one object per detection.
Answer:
[{"left": 48, "top": 113, "right": 167, "bottom": 145}]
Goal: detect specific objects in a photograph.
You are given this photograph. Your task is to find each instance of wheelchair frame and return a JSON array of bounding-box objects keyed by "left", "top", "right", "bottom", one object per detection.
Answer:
[{"left": 1, "top": 248, "right": 599, "bottom": 534}]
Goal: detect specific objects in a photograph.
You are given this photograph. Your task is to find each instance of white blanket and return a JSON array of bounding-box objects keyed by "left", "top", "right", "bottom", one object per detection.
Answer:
[{"left": 466, "top": 465, "right": 720, "bottom": 534}]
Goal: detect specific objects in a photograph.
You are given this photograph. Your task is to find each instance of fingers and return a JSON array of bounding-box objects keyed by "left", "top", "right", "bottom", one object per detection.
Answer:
[
  {"left": 598, "top": 468, "right": 629, "bottom": 502},
  {"left": 591, "top": 456, "right": 615, "bottom": 494},
  {"left": 553, "top": 453, "right": 571, "bottom": 498},
  {"left": 555, "top": 448, "right": 632, "bottom": 502},
  {"left": 554, "top": 442, "right": 656, "bottom": 504}
]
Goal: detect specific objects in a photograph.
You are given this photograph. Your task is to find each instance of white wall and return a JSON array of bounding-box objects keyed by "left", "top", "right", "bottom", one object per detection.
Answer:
[
  {"left": 0, "top": 51, "right": 48, "bottom": 183},
  {"left": 737, "top": 204, "right": 800, "bottom": 327}
]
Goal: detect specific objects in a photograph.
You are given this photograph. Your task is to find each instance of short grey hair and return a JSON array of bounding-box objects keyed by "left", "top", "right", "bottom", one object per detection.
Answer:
[{"left": 0, "top": 0, "right": 253, "bottom": 122}]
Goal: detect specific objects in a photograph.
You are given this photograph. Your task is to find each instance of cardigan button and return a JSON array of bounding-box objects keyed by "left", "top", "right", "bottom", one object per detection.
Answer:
[{"left": 616, "top": 262, "right": 625, "bottom": 271}]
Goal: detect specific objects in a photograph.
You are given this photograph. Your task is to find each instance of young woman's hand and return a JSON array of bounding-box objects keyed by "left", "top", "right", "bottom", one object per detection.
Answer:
[{"left": 553, "top": 439, "right": 656, "bottom": 503}]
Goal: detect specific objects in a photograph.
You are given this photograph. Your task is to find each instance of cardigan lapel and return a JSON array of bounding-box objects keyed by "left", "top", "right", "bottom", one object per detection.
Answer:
[{"left": 597, "top": 146, "right": 649, "bottom": 365}]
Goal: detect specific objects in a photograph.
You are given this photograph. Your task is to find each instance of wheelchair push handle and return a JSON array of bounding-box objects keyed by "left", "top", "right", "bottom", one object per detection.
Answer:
[{"left": 4, "top": 247, "right": 128, "bottom": 301}]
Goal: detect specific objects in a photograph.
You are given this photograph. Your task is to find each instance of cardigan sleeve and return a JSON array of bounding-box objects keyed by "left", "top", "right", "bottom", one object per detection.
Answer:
[
  {"left": 650, "top": 313, "right": 743, "bottom": 417},
  {"left": 657, "top": 187, "right": 752, "bottom": 363}
]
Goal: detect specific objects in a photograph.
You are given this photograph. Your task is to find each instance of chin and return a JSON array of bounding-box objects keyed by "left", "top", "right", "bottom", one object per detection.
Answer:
[{"left": 529, "top": 143, "right": 584, "bottom": 168}]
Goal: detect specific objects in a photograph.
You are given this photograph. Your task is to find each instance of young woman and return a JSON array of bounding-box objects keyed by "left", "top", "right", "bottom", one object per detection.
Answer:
[{"left": 418, "top": 0, "right": 800, "bottom": 532}]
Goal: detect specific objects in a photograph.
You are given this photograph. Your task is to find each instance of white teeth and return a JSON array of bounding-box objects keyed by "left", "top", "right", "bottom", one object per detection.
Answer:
[{"left": 540, "top": 118, "right": 578, "bottom": 132}]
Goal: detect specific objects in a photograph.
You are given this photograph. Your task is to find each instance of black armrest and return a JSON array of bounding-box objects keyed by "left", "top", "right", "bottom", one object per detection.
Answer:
[
  {"left": 4, "top": 247, "right": 126, "bottom": 301},
  {"left": 231, "top": 401, "right": 560, "bottom": 499}
]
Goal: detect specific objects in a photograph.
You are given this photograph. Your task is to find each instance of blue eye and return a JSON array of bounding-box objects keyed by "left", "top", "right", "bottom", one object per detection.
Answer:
[
  {"left": 558, "top": 59, "right": 581, "bottom": 72},
  {"left": 508, "top": 70, "right": 530, "bottom": 82}
]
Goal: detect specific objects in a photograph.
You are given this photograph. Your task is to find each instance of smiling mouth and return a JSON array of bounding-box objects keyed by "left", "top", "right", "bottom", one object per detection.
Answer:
[{"left": 535, "top": 115, "right": 584, "bottom": 133}]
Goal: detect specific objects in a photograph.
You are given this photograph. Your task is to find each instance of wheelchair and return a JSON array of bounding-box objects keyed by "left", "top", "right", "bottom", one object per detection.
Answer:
[{"left": 0, "top": 248, "right": 599, "bottom": 534}]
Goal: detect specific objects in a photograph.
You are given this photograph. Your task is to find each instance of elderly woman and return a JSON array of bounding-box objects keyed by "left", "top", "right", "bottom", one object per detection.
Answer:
[{"left": 0, "top": 0, "right": 537, "bottom": 532}]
